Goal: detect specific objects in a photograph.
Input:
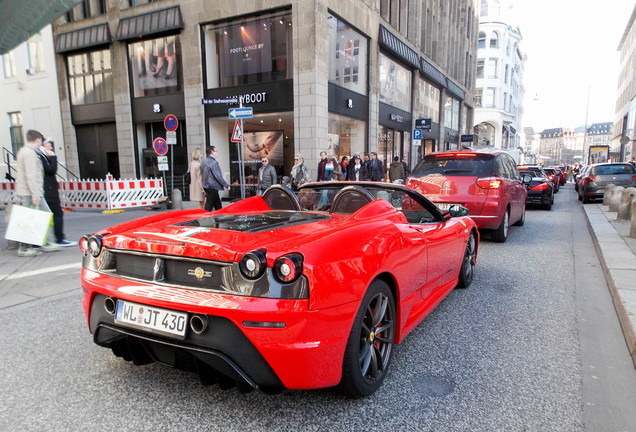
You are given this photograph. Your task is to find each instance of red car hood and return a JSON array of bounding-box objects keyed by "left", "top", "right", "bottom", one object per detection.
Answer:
[{"left": 101, "top": 210, "right": 345, "bottom": 262}]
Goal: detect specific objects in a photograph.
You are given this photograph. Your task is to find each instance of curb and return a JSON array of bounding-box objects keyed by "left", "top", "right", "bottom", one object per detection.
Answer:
[{"left": 582, "top": 204, "right": 636, "bottom": 369}]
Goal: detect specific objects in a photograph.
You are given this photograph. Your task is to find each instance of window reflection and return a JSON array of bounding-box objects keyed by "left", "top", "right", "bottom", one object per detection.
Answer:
[{"left": 67, "top": 49, "right": 113, "bottom": 105}]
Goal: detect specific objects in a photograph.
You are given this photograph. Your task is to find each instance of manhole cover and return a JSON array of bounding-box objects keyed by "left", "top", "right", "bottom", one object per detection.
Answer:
[{"left": 412, "top": 376, "right": 454, "bottom": 397}]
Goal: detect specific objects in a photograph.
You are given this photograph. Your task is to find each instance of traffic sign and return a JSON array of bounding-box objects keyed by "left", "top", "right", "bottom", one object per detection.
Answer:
[
  {"left": 229, "top": 107, "right": 253, "bottom": 119},
  {"left": 231, "top": 120, "right": 243, "bottom": 142},
  {"left": 166, "top": 131, "right": 177, "bottom": 145},
  {"left": 157, "top": 156, "right": 168, "bottom": 171},
  {"left": 413, "top": 129, "right": 422, "bottom": 140},
  {"left": 164, "top": 114, "right": 178, "bottom": 132},
  {"left": 153, "top": 137, "right": 168, "bottom": 156}
]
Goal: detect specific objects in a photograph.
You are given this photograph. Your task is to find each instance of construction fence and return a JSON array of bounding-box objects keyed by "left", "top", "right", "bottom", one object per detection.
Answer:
[{"left": 0, "top": 177, "right": 164, "bottom": 211}]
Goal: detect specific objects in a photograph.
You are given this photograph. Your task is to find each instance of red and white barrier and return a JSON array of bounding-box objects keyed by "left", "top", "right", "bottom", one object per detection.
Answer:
[{"left": 0, "top": 177, "right": 164, "bottom": 210}]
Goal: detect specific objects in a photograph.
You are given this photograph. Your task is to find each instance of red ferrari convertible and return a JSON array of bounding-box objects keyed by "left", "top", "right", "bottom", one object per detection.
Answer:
[{"left": 80, "top": 181, "right": 478, "bottom": 396}]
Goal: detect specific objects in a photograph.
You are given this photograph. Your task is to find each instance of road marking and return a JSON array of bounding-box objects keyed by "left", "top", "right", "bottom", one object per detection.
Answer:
[{"left": 1, "top": 263, "right": 81, "bottom": 281}]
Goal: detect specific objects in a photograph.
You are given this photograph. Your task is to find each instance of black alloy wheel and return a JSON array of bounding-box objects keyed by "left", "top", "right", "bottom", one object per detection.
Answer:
[
  {"left": 456, "top": 232, "right": 476, "bottom": 289},
  {"left": 340, "top": 280, "right": 395, "bottom": 396}
]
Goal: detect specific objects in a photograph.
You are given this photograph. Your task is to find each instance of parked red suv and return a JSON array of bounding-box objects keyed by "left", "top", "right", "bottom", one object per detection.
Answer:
[{"left": 406, "top": 149, "right": 529, "bottom": 242}]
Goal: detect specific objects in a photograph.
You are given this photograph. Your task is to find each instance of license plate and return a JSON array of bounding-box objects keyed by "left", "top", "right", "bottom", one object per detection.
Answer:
[
  {"left": 115, "top": 300, "right": 188, "bottom": 338},
  {"left": 435, "top": 203, "right": 460, "bottom": 210}
]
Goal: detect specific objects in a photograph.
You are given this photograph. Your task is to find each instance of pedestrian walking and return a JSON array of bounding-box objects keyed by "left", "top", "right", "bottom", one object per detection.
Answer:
[
  {"left": 389, "top": 156, "right": 406, "bottom": 183},
  {"left": 14, "top": 130, "right": 59, "bottom": 256},
  {"left": 38, "top": 138, "right": 76, "bottom": 247},
  {"left": 188, "top": 149, "right": 205, "bottom": 209},
  {"left": 367, "top": 152, "right": 385, "bottom": 181},
  {"left": 200, "top": 146, "right": 230, "bottom": 211},
  {"left": 257, "top": 157, "right": 277, "bottom": 194}
]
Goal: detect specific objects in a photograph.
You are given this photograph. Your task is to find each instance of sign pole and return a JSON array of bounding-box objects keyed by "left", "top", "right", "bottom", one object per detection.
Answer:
[{"left": 239, "top": 100, "right": 246, "bottom": 199}]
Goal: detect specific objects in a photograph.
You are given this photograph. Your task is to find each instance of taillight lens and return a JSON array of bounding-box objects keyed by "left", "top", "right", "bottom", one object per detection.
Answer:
[
  {"left": 582, "top": 176, "right": 596, "bottom": 184},
  {"left": 530, "top": 183, "right": 548, "bottom": 191},
  {"left": 273, "top": 253, "right": 303, "bottom": 283},
  {"left": 548, "top": 175, "right": 554, "bottom": 181},
  {"left": 239, "top": 249, "right": 267, "bottom": 279},
  {"left": 476, "top": 177, "right": 502, "bottom": 189},
  {"left": 632, "top": 175, "right": 636, "bottom": 181},
  {"left": 79, "top": 235, "right": 90, "bottom": 254}
]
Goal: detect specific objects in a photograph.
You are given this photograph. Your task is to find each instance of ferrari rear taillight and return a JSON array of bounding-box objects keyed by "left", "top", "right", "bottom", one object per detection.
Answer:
[
  {"left": 530, "top": 183, "right": 548, "bottom": 191},
  {"left": 273, "top": 253, "right": 304, "bottom": 283},
  {"left": 476, "top": 177, "right": 502, "bottom": 189}
]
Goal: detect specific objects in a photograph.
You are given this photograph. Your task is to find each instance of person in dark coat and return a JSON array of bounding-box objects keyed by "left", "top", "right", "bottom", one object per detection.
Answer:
[
  {"left": 201, "top": 145, "right": 230, "bottom": 211},
  {"left": 38, "top": 139, "right": 76, "bottom": 246},
  {"left": 366, "top": 152, "right": 385, "bottom": 181},
  {"left": 346, "top": 153, "right": 368, "bottom": 181}
]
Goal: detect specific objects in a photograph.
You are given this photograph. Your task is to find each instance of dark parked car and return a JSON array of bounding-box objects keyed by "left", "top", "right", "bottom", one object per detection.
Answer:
[
  {"left": 542, "top": 168, "right": 560, "bottom": 193},
  {"left": 574, "top": 165, "right": 592, "bottom": 193},
  {"left": 518, "top": 166, "right": 554, "bottom": 210},
  {"left": 554, "top": 167, "right": 566, "bottom": 186},
  {"left": 578, "top": 162, "right": 636, "bottom": 203}
]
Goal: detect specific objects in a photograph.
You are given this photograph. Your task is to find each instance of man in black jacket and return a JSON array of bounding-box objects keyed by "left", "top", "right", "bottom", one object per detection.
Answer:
[
  {"left": 201, "top": 145, "right": 230, "bottom": 211},
  {"left": 38, "top": 139, "right": 76, "bottom": 247}
]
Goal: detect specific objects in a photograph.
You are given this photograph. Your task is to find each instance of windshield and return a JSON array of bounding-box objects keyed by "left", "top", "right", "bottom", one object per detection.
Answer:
[{"left": 411, "top": 155, "right": 494, "bottom": 177}]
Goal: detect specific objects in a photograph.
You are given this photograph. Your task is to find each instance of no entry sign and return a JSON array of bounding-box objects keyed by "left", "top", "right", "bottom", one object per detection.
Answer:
[
  {"left": 153, "top": 137, "right": 168, "bottom": 156},
  {"left": 164, "top": 114, "right": 178, "bottom": 132}
]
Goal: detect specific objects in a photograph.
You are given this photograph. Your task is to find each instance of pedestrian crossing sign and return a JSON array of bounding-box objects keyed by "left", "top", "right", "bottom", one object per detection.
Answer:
[{"left": 231, "top": 120, "right": 243, "bottom": 142}]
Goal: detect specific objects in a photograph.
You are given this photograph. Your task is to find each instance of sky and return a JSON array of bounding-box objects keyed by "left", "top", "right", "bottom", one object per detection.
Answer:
[{"left": 503, "top": 0, "right": 635, "bottom": 132}]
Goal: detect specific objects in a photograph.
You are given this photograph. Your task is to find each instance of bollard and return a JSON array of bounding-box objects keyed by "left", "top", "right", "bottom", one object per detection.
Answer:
[
  {"left": 172, "top": 188, "right": 183, "bottom": 210},
  {"left": 603, "top": 183, "right": 615, "bottom": 206},
  {"left": 608, "top": 186, "right": 625, "bottom": 212},
  {"left": 631, "top": 200, "right": 636, "bottom": 238},
  {"left": 617, "top": 187, "right": 636, "bottom": 220}
]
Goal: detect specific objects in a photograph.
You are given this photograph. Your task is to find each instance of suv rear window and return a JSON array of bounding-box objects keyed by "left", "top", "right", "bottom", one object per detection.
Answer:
[
  {"left": 593, "top": 164, "right": 635, "bottom": 175},
  {"left": 412, "top": 154, "right": 494, "bottom": 177}
]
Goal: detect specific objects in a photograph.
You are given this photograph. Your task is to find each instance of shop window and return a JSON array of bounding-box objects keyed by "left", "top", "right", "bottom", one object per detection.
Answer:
[
  {"left": 328, "top": 13, "right": 368, "bottom": 95},
  {"left": 379, "top": 53, "right": 411, "bottom": 112},
  {"left": 128, "top": 36, "right": 181, "bottom": 98},
  {"left": 204, "top": 10, "right": 293, "bottom": 89},
  {"left": 328, "top": 113, "right": 366, "bottom": 162},
  {"left": 67, "top": 49, "right": 113, "bottom": 105},
  {"left": 418, "top": 79, "right": 440, "bottom": 122}
]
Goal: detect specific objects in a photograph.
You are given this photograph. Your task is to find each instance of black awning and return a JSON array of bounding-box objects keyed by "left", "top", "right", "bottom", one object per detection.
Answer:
[
  {"left": 445, "top": 78, "right": 465, "bottom": 101},
  {"left": 55, "top": 23, "right": 111, "bottom": 54},
  {"left": 115, "top": 6, "right": 183, "bottom": 41},
  {"left": 0, "top": 0, "right": 81, "bottom": 54}
]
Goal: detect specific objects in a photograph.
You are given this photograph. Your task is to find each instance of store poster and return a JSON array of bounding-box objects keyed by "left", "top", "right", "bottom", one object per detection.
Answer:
[
  {"left": 223, "top": 20, "right": 272, "bottom": 77},
  {"left": 588, "top": 145, "right": 609, "bottom": 164},
  {"left": 243, "top": 131, "right": 284, "bottom": 165}
]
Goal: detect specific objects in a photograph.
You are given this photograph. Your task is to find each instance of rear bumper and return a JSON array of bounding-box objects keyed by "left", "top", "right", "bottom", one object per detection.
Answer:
[{"left": 83, "top": 273, "right": 358, "bottom": 392}]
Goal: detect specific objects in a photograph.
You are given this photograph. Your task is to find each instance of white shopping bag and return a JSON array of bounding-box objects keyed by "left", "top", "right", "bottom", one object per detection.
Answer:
[{"left": 4, "top": 204, "right": 53, "bottom": 246}]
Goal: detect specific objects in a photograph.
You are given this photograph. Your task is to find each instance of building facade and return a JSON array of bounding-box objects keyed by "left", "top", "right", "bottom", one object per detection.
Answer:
[
  {"left": 473, "top": 0, "right": 525, "bottom": 152},
  {"left": 538, "top": 127, "right": 575, "bottom": 166},
  {"left": 614, "top": 4, "right": 636, "bottom": 162},
  {"left": 39, "top": 0, "right": 479, "bottom": 195},
  {"left": 0, "top": 26, "right": 66, "bottom": 181}
]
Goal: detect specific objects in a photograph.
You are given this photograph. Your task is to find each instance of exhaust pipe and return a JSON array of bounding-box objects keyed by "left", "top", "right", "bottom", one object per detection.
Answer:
[
  {"left": 104, "top": 297, "right": 116, "bottom": 315},
  {"left": 190, "top": 315, "right": 208, "bottom": 335}
]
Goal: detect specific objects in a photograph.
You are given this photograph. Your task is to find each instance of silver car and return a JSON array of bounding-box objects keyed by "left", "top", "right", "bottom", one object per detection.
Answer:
[{"left": 578, "top": 162, "right": 636, "bottom": 203}]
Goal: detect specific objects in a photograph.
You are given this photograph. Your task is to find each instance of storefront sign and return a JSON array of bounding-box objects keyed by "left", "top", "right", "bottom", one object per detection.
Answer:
[
  {"left": 415, "top": 118, "right": 432, "bottom": 130},
  {"left": 390, "top": 113, "right": 404, "bottom": 123},
  {"left": 223, "top": 20, "right": 272, "bottom": 77},
  {"left": 202, "top": 93, "right": 266, "bottom": 106},
  {"left": 461, "top": 134, "right": 475, "bottom": 143}
]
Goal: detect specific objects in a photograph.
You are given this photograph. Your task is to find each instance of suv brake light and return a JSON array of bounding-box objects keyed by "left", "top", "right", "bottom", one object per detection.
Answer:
[{"left": 476, "top": 177, "right": 501, "bottom": 189}]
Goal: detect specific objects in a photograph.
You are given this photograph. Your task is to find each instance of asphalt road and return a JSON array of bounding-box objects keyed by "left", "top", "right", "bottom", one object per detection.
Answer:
[{"left": 1, "top": 185, "right": 635, "bottom": 431}]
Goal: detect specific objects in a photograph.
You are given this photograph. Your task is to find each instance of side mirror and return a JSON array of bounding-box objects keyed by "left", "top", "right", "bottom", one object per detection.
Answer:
[
  {"left": 448, "top": 204, "right": 469, "bottom": 217},
  {"left": 522, "top": 174, "right": 532, "bottom": 184}
]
